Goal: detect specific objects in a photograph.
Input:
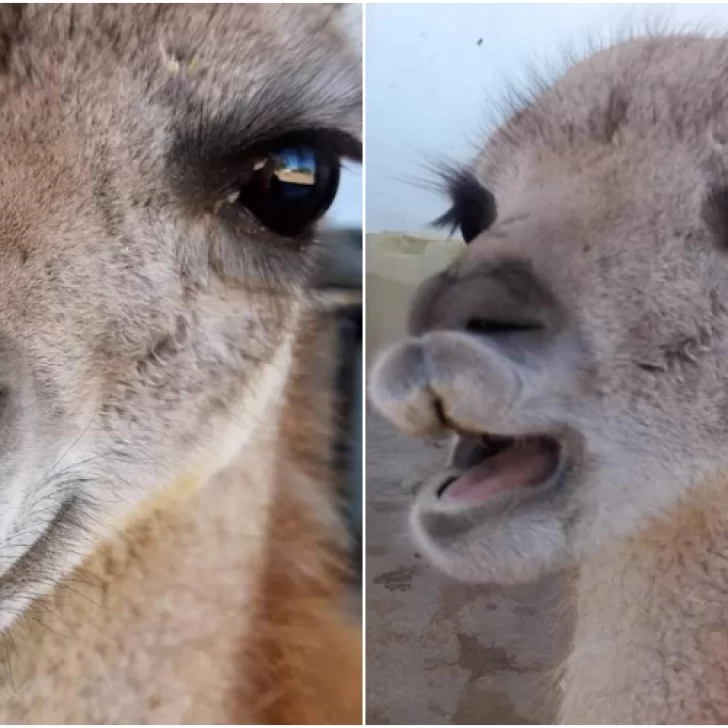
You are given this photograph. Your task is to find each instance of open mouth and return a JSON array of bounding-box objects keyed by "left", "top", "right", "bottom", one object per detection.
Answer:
[{"left": 436, "top": 432, "right": 563, "bottom": 504}]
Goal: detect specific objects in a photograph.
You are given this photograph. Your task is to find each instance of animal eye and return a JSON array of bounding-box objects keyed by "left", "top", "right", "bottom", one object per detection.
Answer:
[{"left": 238, "top": 144, "right": 340, "bottom": 237}]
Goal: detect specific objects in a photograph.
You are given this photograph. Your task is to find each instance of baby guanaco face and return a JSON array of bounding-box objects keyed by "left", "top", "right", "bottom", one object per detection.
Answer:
[
  {"left": 0, "top": 5, "right": 360, "bottom": 627},
  {"left": 371, "top": 35, "right": 728, "bottom": 584}
]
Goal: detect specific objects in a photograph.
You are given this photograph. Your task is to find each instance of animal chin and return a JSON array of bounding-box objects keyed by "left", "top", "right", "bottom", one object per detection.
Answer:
[{"left": 435, "top": 431, "right": 563, "bottom": 505}]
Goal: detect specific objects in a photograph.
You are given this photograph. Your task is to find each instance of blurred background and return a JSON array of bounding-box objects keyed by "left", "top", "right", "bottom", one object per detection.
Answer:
[
  {"left": 365, "top": 4, "right": 728, "bottom": 724},
  {"left": 321, "top": 162, "right": 362, "bottom": 582},
  {"left": 309, "top": 2, "right": 362, "bottom": 592}
]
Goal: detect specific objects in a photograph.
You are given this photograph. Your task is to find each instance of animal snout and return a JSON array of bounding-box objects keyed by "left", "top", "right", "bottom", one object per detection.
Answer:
[
  {"left": 369, "top": 257, "right": 559, "bottom": 438},
  {"left": 408, "top": 259, "right": 555, "bottom": 341},
  {"left": 369, "top": 330, "right": 521, "bottom": 437},
  {"left": 369, "top": 338, "right": 442, "bottom": 436}
]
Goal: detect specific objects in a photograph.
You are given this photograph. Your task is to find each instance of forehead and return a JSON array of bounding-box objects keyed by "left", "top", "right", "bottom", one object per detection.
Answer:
[
  {"left": 0, "top": 4, "right": 361, "bottom": 239},
  {"left": 484, "top": 36, "right": 726, "bottom": 161},
  {"left": 475, "top": 36, "right": 728, "bottom": 221},
  {"left": 0, "top": 5, "right": 361, "bottom": 150},
  {"left": 0, "top": 5, "right": 355, "bottom": 82},
  {"left": 460, "top": 148, "right": 709, "bottom": 298}
]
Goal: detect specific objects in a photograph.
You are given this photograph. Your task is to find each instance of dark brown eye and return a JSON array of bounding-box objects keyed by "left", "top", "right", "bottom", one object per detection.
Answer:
[{"left": 239, "top": 144, "right": 340, "bottom": 237}]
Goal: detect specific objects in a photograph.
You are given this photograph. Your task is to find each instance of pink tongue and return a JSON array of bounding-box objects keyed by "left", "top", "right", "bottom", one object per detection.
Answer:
[{"left": 442, "top": 440, "right": 557, "bottom": 504}]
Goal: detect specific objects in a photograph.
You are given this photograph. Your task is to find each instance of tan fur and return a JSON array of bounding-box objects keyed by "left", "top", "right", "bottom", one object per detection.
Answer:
[
  {"left": 371, "top": 33, "right": 728, "bottom": 723},
  {"left": 0, "top": 4, "right": 361, "bottom": 723},
  {"left": 248, "top": 313, "right": 363, "bottom": 726},
  {"left": 562, "top": 476, "right": 728, "bottom": 723},
  {"left": 0, "top": 314, "right": 361, "bottom": 724}
]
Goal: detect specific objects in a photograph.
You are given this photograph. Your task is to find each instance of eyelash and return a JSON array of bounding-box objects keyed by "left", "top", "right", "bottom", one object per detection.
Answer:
[{"left": 431, "top": 166, "right": 497, "bottom": 243}]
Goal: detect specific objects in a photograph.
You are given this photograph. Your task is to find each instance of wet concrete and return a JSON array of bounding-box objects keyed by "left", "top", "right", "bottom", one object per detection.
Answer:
[{"left": 366, "top": 413, "right": 573, "bottom": 724}]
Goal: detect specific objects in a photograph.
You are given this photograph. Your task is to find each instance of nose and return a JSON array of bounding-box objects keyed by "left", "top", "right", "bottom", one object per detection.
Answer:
[{"left": 408, "top": 259, "right": 554, "bottom": 338}]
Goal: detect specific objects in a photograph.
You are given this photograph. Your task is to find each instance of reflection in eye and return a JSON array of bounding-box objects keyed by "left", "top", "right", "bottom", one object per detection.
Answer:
[
  {"left": 263, "top": 149, "right": 316, "bottom": 192},
  {"left": 240, "top": 145, "right": 339, "bottom": 236}
]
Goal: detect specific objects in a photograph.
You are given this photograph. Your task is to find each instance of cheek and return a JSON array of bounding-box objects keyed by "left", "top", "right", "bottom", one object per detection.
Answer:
[
  {"left": 202, "top": 292, "right": 297, "bottom": 369},
  {"left": 102, "top": 294, "right": 293, "bottom": 423}
]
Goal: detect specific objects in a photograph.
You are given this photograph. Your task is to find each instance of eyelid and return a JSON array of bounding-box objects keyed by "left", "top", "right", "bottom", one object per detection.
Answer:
[
  {"left": 311, "top": 129, "right": 361, "bottom": 162},
  {"left": 254, "top": 128, "right": 360, "bottom": 162},
  {"left": 169, "top": 125, "right": 359, "bottom": 210}
]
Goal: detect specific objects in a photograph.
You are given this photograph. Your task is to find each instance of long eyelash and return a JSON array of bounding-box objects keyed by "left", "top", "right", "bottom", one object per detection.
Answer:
[{"left": 431, "top": 165, "right": 496, "bottom": 234}]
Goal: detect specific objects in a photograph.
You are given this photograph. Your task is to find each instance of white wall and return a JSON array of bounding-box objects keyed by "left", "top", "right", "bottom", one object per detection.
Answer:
[{"left": 366, "top": 3, "right": 728, "bottom": 234}]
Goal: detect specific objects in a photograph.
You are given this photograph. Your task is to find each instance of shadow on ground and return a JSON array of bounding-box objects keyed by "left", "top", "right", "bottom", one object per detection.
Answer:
[{"left": 366, "top": 412, "right": 573, "bottom": 725}]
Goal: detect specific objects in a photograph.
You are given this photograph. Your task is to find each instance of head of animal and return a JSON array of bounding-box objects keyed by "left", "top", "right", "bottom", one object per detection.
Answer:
[
  {"left": 371, "top": 33, "right": 728, "bottom": 585},
  {"left": 0, "top": 4, "right": 360, "bottom": 628}
]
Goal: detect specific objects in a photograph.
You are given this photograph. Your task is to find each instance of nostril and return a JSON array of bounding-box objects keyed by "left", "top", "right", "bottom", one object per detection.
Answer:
[{"left": 465, "top": 318, "right": 543, "bottom": 336}]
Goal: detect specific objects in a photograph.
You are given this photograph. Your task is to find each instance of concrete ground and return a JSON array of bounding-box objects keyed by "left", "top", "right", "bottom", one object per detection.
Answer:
[{"left": 366, "top": 412, "right": 572, "bottom": 725}]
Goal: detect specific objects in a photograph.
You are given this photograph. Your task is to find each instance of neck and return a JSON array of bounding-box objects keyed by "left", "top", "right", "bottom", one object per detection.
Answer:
[
  {"left": 0, "top": 429, "right": 280, "bottom": 724},
  {"left": 561, "top": 476, "right": 728, "bottom": 724},
  {"left": 0, "top": 315, "right": 361, "bottom": 724}
]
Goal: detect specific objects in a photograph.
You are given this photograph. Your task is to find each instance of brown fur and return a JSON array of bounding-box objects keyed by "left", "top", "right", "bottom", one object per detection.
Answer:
[
  {"left": 0, "top": 4, "right": 361, "bottom": 723},
  {"left": 371, "top": 33, "right": 728, "bottom": 723},
  {"left": 249, "top": 314, "right": 363, "bottom": 726}
]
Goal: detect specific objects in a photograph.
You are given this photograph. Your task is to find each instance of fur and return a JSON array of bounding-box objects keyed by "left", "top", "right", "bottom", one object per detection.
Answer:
[
  {"left": 371, "top": 32, "right": 728, "bottom": 722},
  {"left": 0, "top": 4, "right": 361, "bottom": 723}
]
